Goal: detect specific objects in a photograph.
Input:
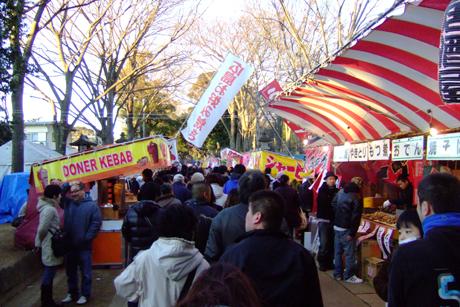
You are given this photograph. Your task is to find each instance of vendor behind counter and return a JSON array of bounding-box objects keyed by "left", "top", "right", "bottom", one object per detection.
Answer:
[{"left": 383, "top": 175, "right": 414, "bottom": 211}]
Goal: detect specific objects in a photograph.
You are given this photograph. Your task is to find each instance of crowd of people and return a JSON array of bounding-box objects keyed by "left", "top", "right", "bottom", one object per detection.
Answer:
[{"left": 32, "top": 162, "right": 460, "bottom": 307}]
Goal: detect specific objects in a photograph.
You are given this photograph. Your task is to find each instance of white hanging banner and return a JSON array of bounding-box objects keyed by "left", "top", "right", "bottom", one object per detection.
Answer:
[
  {"left": 368, "top": 139, "right": 391, "bottom": 160},
  {"left": 427, "top": 132, "right": 460, "bottom": 160},
  {"left": 181, "top": 54, "right": 254, "bottom": 148},
  {"left": 391, "top": 136, "right": 424, "bottom": 161},
  {"left": 349, "top": 143, "right": 368, "bottom": 161},
  {"left": 166, "top": 138, "right": 179, "bottom": 163},
  {"left": 333, "top": 145, "right": 349, "bottom": 162}
]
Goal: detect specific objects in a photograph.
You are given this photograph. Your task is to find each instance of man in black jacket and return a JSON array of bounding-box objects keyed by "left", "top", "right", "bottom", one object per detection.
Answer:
[
  {"left": 388, "top": 172, "right": 460, "bottom": 307},
  {"left": 220, "top": 190, "right": 323, "bottom": 307},
  {"left": 121, "top": 182, "right": 163, "bottom": 307},
  {"left": 316, "top": 171, "right": 339, "bottom": 271},
  {"left": 332, "top": 177, "right": 364, "bottom": 283},
  {"left": 184, "top": 182, "right": 218, "bottom": 254},
  {"left": 383, "top": 174, "right": 414, "bottom": 210}
]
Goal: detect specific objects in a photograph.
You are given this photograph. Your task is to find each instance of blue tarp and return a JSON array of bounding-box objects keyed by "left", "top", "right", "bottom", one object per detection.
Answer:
[{"left": 0, "top": 172, "right": 30, "bottom": 224}]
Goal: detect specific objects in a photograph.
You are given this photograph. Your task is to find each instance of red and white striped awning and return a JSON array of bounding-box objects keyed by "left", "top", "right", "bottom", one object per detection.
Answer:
[{"left": 267, "top": 0, "right": 460, "bottom": 145}]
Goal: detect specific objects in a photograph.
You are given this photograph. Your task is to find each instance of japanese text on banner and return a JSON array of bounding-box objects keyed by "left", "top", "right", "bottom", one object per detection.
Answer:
[{"left": 181, "top": 54, "right": 254, "bottom": 148}]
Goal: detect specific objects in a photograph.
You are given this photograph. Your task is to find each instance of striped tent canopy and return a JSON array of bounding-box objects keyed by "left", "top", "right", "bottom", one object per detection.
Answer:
[{"left": 267, "top": 0, "right": 459, "bottom": 145}]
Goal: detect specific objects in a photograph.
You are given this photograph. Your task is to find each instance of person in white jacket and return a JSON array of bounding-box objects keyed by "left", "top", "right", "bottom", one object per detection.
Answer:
[
  {"left": 205, "top": 173, "right": 227, "bottom": 208},
  {"left": 114, "top": 203, "right": 209, "bottom": 307},
  {"left": 34, "top": 184, "right": 63, "bottom": 307}
]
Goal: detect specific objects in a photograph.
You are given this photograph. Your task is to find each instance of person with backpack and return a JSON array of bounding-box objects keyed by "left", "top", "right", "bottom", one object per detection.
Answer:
[
  {"left": 115, "top": 203, "right": 209, "bottom": 307},
  {"left": 184, "top": 182, "right": 219, "bottom": 254},
  {"left": 121, "top": 182, "right": 163, "bottom": 307}
]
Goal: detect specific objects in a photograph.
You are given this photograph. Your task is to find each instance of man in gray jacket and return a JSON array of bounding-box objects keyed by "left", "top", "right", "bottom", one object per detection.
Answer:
[
  {"left": 60, "top": 181, "right": 102, "bottom": 305},
  {"left": 204, "top": 170, "right": 266, "bottom": 262}
]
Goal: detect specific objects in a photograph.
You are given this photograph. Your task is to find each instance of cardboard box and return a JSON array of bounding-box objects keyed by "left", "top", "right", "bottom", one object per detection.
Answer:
[
  {"left": 364, "top": 257, "right": 384, "bottom": 287},
  {"left": 360, "top": 239, "right": 381, "bottom": 261}
]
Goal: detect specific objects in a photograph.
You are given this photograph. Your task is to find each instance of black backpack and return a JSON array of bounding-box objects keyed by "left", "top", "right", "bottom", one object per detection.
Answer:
[{"left": 128, "top": 178, "right": 140, "bottom": 196}]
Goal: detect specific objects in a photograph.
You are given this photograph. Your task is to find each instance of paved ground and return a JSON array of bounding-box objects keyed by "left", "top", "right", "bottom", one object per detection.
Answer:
[
  {"left": 2, "top": 265, "right": 385, "bottom": 307},
  {"left": 1, "top": 223, "right": 386, "bottom": 307}
]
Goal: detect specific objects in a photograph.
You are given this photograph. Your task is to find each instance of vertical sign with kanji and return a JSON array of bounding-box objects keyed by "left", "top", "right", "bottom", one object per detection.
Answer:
[
  {"left": 368, "top": 139, "right": 391, "bottom": 160},
  {"left": 181, "top": 54, "right": 254, "bottom": 148},
  {"left": 391, "top": 136, "right": 424, "bottom": 161},
  {"left": 349, "top": 143, "right": 368, "bottom": 162},
  {"left": 427, "top": 132, "right": 460, "bottom": 160}
]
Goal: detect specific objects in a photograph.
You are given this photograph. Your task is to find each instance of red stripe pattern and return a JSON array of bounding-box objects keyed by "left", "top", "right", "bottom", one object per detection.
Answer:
[{"left": 268, "top": 0, "right": 460, "bottom": 145}]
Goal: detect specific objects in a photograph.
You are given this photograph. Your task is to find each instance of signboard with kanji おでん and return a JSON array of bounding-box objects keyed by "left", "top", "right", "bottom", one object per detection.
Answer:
[
  {"left": 427, "top": 132, "right": 460, "bottom": 160},
  {"left": 391, "top": 136, "right": 424, "bottom": 161},
  {"left": 32, "top": 136, "right": 171, "bottom": 193}
]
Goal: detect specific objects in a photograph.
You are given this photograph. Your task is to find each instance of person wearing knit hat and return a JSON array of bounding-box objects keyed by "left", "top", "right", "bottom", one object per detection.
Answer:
[{"left": 187, "top": 172, "right": 205, "bottom": 190}]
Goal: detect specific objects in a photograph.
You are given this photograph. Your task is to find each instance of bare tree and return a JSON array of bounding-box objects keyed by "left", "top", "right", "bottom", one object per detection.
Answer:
[
  {"left": 29, "top": 0, "right": 114, "bottom": 154},
  {"left": 75, "top": 0, "right": 201, "bottom": 145}
]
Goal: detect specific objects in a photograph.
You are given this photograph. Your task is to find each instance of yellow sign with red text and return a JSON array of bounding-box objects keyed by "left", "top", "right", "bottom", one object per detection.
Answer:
[
  {"left": 32, "top": 137, "right": 171, "bottom": 193},
  {"left": 245, "top": 151, "right": 307, "bottom": 181}
]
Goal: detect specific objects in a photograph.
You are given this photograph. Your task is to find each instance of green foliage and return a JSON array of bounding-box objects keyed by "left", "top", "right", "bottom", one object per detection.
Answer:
[
  {"left": 187, "top": 71, "right": 215, "bottom": 104},
  {"left": 0, "top": 119, "right": 12, "bottom": 146}
]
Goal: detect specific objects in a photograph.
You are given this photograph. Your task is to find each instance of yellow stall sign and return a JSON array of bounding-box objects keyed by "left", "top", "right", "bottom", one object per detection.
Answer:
[
  {"left": 32, "top": 136, "right": 171, "bottom": 192},
  {"left": 244, "top": 150, "right": 307, "bottom": 181}
]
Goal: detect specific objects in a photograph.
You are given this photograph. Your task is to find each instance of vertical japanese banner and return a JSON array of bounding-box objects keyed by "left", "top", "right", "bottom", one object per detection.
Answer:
[
  {"left": 304, "top": 146, "right": 331, "bottom": 175},
  {"left": 166, "top": 138, "right": 179, "bottom": 164},
  {"left": 181, "top": 54, "right": 254, "bottom": 148}
]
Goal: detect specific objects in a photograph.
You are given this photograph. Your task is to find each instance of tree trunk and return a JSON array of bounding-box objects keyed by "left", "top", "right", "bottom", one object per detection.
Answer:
[
  {"left": 10, "top": 0, "right": 48, "bottom": 172},
  {"left": 230, "top": 108, "right": 236, "bottom": 149},
  {"left": 285, "top": 122, "right": 291, "bottom": 151},
  {"left": 126, "top": 96, "right": 135, "bottom": 140},
  {"left": 11, "top": 78, "right": 25, "bottom": 173}
]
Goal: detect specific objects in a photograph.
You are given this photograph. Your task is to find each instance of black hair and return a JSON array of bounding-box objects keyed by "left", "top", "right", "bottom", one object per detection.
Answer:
[
  {"left": 233, "top": 164, "right": 246, "bottom": 175},
  {"left": 396, "top": 209, "right": 423, "bottom": 236},
  {"left": 158, "top": 203, "right": 196, "bottom": 241},
  {"left": 238, "top": 170, "right": 266, "bottom": 204},
  {"left": 170, "top": 166, "right": 178, "bottom": 175},
  {"left": 191, "top": 181, "right": 211, "bottom": 199},
  {"left": 224, "top": 188, "right": 239, "bottom": 208},
  {"left": 396, "top": 174, "right": 410, "bottom": 183},
  {"left": 44, "top": 184, "right": 62, "bottom": 199},
  {"left": 138, "top": 182, "right": 160, "bottom": 201},
  {"left": 265, "top": 167, "right": 271, "bottom": 174},
  {"left": 263, "top": 174, "right": 271, "bottom": 189},
  {"left": 418, "top": 172, "right": 460, "bottom": 214},
  {"left": 218, "top": 165, "right": 228, "bottom": 174},
  {"left": 248, "top": 190, "right": 285, "bottom": 230},
  {"left": 142, "top": 168, "right": 153, "bottom": 179},
  {"left": 279, "top": 174, "right": 290, "bottom": 186},
  {"left": 205, "top": 173, "right": 223, "bottom": 186},
  {"left": 160, "top": 183, "right": 173, "bottom": 195}
]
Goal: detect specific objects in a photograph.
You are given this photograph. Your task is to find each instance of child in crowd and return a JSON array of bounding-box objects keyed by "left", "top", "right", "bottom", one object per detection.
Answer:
[{"left": 373, "top": 209, "right": 423, "bottom": 302}]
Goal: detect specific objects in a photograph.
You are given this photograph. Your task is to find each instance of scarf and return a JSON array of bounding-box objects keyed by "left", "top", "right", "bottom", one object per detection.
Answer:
[{"left": 422, "top": 213, "right": 460, "bottom": 237}]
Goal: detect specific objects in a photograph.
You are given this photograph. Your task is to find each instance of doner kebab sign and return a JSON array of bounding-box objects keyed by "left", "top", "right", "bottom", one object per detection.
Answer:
[
  {"left": 32, "top": 136, "right": 171, "bottom": 193},
  {"left": 181, "top": 53, "right": 254, "bottom": 148}
]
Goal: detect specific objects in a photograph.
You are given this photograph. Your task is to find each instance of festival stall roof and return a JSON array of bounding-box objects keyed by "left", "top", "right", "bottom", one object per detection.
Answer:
[{"left": 267, "top": 0, "right": 458, "bottom": 145}]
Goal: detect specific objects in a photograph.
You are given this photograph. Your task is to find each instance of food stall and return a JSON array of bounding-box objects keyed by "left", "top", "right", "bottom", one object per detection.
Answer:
[
  {"left": 243, "top": 150, "right": 307, "bottom": 181},
  {"left": 15, "top": 136, "right": 171, "bottom": 267}
]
